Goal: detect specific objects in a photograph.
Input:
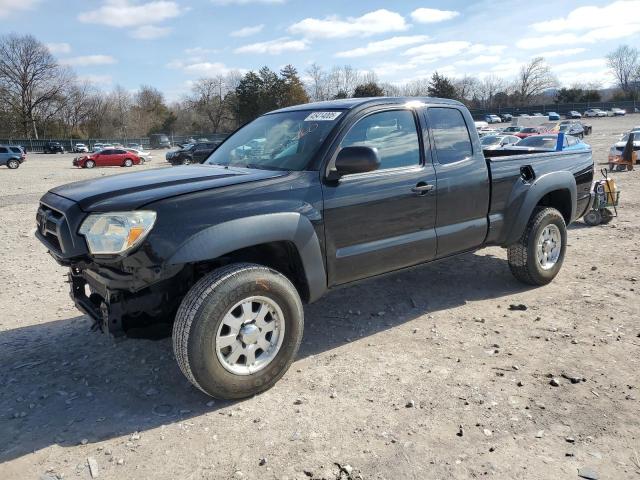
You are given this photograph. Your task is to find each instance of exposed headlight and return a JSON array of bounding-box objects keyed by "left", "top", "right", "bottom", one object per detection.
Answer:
[{"left": 79, "top": 211, "right": 156, "bottom": 255}]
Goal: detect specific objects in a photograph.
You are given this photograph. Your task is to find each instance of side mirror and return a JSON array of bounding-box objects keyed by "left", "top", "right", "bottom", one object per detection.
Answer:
[{"left": 332, "top": 146, "right": 380, "bottom": 178}]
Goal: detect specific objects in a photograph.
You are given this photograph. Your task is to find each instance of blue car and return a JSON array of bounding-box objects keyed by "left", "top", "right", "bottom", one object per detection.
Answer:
[
  {"left": 510, "top": 134, "right": 590, "bottom": 152},
  {"left": 548, "top": 111, "right": 560, "bottom": 121}
]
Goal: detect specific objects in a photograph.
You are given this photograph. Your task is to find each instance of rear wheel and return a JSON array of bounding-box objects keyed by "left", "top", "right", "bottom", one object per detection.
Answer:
[
  {"left": 123, "top": 158, "right": 133, "bottom": 167},
  {"left": 173, "top": 263, "right": 304, "bottom": 399},
  {"left": 584, "top": 210, "right": 602, "bottom": 226},
  {"left": 507, "top": 207, "right": 567, "bottom": 286},
  {"left": 6, "top": 159, "right": 19, "bottom": 169},
  {"left": 181, "top": 157, "right": 192, "bottom": 165},
  {"left": 85, "top": 160, "right": 95, "bottom": 169}
]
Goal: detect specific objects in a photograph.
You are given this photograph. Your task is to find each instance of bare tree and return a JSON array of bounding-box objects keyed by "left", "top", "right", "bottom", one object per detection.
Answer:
[
  {"left": 188, "top": 75, "right": 238, "bottom": 132},
  {"left": 306, "top": 63, "right": 328, "bottom": 101},
  {"left": 454, "top": 75, "right": 480, "bottom": 102},
  {"left": 0, "top": 34, "right": 73, "bottom": 137},
  {"left": 476, "top": 75, "right": 507, "bottom": 108},
  {"left": 513, "top": 57, "right": 557, "bottom": 105},
  {"left": 606, "top": 45, "right": 639, "bottom": 95}
]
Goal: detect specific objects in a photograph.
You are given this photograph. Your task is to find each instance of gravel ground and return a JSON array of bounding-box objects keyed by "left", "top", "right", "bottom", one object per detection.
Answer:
[{"left": 1, "top": 118, "right": 639, "bottom": 480}]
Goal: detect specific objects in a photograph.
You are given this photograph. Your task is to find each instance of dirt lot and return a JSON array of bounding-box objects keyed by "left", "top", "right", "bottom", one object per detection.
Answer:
[{"left": 1, "top": 119, "right": 639, "bottom": 480}]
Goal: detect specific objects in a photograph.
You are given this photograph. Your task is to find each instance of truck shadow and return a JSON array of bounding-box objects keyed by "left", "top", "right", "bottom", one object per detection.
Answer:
[{"left": 0, "top": 251, "right": 530, "bottom": 463}]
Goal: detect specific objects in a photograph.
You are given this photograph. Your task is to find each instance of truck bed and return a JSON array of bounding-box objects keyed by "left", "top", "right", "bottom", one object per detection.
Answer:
[{"left": 483, "top": 148, "right": 594, "bottom": 246}]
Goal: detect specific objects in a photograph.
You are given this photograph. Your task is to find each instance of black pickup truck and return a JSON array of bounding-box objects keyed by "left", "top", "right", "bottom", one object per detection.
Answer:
[{"left": 36, "top": 97, "right": 593, "bottom": 399}]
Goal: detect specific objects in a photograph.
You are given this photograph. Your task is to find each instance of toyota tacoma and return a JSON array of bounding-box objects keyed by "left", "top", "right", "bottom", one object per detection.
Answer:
[{"left": 36, "top": 97, "right": 594, "bottom": 399}]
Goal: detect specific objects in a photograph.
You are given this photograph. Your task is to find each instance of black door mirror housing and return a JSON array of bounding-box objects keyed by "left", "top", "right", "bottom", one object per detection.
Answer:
[{"left": 331, "top": 146, "right": 380, "bottom": 179}]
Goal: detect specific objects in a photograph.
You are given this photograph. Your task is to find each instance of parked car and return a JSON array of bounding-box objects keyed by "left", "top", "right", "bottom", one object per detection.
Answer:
[
  {"left": 474, "top": 120, "right": 489, "bottom": 130},
  {"left": 150, "top": 133, "right": 171, "bottom": 149},
  {"left": 560, "top": 120, "right": 592, "bottom": 136},
  {"left": 125, "top": 148, "right": 152, "bottom": 162},
  {"left": 127, "top": 143, "right": 144, "bottom": 150},
  {"left": 515, "top": 126, "right": 546, "bottom": 138},
  {"left": 501, "top": 125, "right": 523, "bottom": 134},
  {"left": 480, "top": 134, "right": 521, "bottom": 150},
  {"left": 73, "top": 143, "right": 89, "bottom": 153},
  {"left": 548, "top": 112, "right": 560, "bottom": 121},
  {"left": 532, "top": 112, "right": 544, "bottom": 117},
  {"left": 566, "top": 111, "right": 582, "bottom": 119},
  {"left": 43, "top": 141, "right": 64, "bottom": 154},
  {"left": 72, "top": 148, "right": 142, "bottom": 168},
  {"left": 484, "top": 114, "right": 502, "bottom": 124},
  {"left": 35, "top": 97, "right": 594, "bottom": 399},
  {"left": 611, "top": 107, "right": 626, "bottom": 116},
  {"left": 584, "top": 108, "right": 607, "bottom": 117},
  {"left": 608, "top": 132, "right": 640, "bottom": 165},
  {"left": 0, "top": 144, "right": 26, "bottom": 169},
  {"left": 510, "top": 134, "right": 590, "bottom": 152},
  {"left": 558, "top": 123, "right": 585, "bottom": 139},
  {"left": 498, "top": 113, "right": 513, "bottom": 122},
  {"left": 165, "top": 141, "right": 219, "bottom": 165}
]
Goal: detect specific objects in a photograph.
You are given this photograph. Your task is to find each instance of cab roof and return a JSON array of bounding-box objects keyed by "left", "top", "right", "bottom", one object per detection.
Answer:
[{"left": 269, "top": 96, "right": 464, "bottom": 114}]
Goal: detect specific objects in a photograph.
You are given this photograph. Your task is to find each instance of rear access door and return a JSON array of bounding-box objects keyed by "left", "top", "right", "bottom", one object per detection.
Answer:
[{"left": 424, "top": 106, "right": 490, "bottom": 257}]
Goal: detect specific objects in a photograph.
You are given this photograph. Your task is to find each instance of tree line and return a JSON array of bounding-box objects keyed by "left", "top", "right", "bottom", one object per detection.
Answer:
[{"left": 1, "top": 33, "right": 639, "bottom": 140}]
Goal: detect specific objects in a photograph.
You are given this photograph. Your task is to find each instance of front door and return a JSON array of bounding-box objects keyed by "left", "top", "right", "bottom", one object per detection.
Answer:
[{"left": 322, "top": 108, "right": 437, "bottom": 286}]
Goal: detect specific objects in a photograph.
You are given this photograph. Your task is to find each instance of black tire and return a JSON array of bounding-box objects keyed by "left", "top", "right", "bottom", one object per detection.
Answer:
[
  {"left": 6, "top": 158, "right": 20, "bottom": 169},
  {"left": 507, "top": 207, "right": 567, "bottom": 286},
  {"left": 181, "top": 157, "right": 191, "bottom": 165},
  {"left": 584, "top": 210, "right": 601, "bottom": 226},
  {"left": 85, "top": 159, "right": 95, "bottom": 169},
  {"left": 123, "top": 158, "right": 133, "bottom": 167},
  {"left": 599, "top": 208, "right": 614, "bottom": 224},
  {"left": 173, "top": 263, "right": 304, "bottom": 399}
]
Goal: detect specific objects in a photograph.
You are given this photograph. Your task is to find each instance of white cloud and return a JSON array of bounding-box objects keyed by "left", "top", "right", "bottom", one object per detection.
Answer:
[
  {"left": 536, "top": 47, "right": 586, "bottom": 58},
  {"left": 211, "top": 0, "right": 284, "bottom": 4},
  {"left": 557, "top": 69, "right": 612, "bottom": 87},
  {"left": 404, "top": 41, "right": 472, "bottom": 63},
  {"left": 552, "top": 58, "right": 608, "bottom": 72},
  {"left": 335, "top": 35, "right": 429, "bottom": 58},
  {"left": 520, "top": 1, "right": 640, "bottom": 49},
  {"left": 410, "top": 8, "right": 459, "bottom": 24},
  {"left": 0, "top": 0, "right": 38, "bottom": 17},
  {"left": 230, "top": 24, "right": 264, "bottom": 37},
  {"left": 234, "top": 37, "right": 308, "bottom": 54},
  {"left": 60, "top": 55, "right": 117, "bottom": 66},
  {"left": 533, "top": 1, "right": 640, "bottom": 32},
  {"left": 77, "top": 74, "right": 113, "bottom": 86},
  {"left": 46, "top": 42, "right": 71, "bottom": 54},
  {"left": 467, "top": 44, "right": 507, "bottom": 55},
  {"left": 455, "top": 55, "right": 501, "bottom": 66},
  {"left": 167, "top": 60, "right": 244, "bottom": 76},
  {"left": 289, "top": 9, "right": 408, "bottom": 39},
  {"left": 78, "top": 0, "right": 183, "bottom": 27},
  {"left": 131, "top": 25, "right": 172, "bottom": 39}
]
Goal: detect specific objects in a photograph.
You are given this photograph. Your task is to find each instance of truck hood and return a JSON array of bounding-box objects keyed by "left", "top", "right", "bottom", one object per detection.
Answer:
[{"left": 50, "top": 164, "right": 288, "bottom": 212}]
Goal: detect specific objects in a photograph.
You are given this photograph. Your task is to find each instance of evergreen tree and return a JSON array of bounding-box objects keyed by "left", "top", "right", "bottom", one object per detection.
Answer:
[
  {"left": 353, "top": 82, "right": 384, "bottom": 97},
  {"left": 427, "top": 72, "right": 458, "bottom": 99}
]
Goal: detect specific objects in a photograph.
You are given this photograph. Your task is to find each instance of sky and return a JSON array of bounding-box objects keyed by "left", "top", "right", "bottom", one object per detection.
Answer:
[{"left": 1, "top": 0, "right": 639, "bottom": 100}]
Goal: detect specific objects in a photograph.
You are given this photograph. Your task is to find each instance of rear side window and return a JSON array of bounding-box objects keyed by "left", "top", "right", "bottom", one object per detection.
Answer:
[
  {"left": 428, "top": 108, "right": 473, "bottom": 164},
  {"left": 340, "top": 110, "right": 420, "bottom": 170},
  {"left": 0, "top": 147, "right": 8, "bottom": 153}
]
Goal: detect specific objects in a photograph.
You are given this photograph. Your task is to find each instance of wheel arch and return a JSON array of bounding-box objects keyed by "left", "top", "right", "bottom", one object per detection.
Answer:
[
  {"left": 167, "top": 213, "right": 327, "bottom": 303},
  {"left": 504, "top": 172, "right": 576, "bottom": 246}
]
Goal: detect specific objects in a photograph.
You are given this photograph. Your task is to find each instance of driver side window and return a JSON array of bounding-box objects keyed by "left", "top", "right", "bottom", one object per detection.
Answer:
[{"left": 340, "top": 110, "right": 420, "bottom": 171}]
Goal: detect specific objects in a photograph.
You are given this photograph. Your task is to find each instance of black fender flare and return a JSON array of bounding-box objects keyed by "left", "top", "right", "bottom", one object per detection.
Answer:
[
  {"left": 503, "top": 171, "right": 577, "bottom": 246},
  {"left": 167, "top": 212, "right": 327, "bottom": 302}
]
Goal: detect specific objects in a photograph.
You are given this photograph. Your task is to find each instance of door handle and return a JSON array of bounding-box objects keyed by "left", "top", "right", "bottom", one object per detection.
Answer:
[{"left": 412, "top": 183, "right": 434, "bottom": 195}]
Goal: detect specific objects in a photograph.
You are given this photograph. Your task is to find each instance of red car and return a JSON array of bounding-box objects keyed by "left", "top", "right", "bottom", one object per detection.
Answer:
[
  {"left": 73, "top": 148, "right": 142, "bottom": 168},
  {"left": 515, "top": 127, "right": 547, "bottom": 139}
]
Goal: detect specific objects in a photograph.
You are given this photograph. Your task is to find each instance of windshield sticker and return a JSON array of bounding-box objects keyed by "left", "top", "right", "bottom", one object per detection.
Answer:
[{"left": 304, "top": 111, "right": 342, "bottom": 121}]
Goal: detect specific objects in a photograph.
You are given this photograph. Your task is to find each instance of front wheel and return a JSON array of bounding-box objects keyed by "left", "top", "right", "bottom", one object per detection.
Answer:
[
  {"left": 173, "top": 263, "right": 304, "bottom": 399},
  {"left": 123, "top": 158, "right": 133, "bottom": 167},
  {"left": 181, "top": 157, "right": 192, "bottom": 165},
  {"left": 507, "top": 207, "right": 567, "bottom": 286},
  {"left": 85, "top": 160, "right": 95, "bottom": 169}
]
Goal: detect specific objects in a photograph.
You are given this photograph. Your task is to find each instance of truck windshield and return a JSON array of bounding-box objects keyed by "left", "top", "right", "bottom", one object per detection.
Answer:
[
  {"left": 205, "top": 110, "right": 344, "bottom": 171},
  {"left": 517, "top": 136, "right": 557, "bottom": 148}
]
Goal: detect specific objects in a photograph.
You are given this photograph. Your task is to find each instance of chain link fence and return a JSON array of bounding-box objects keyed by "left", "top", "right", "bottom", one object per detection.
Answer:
[
  {"left": 469, "top": 100, "right": 639, "bottom": 118},
  {"left": 0, "top": 133, "right": 229, "bottom": 153}
]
